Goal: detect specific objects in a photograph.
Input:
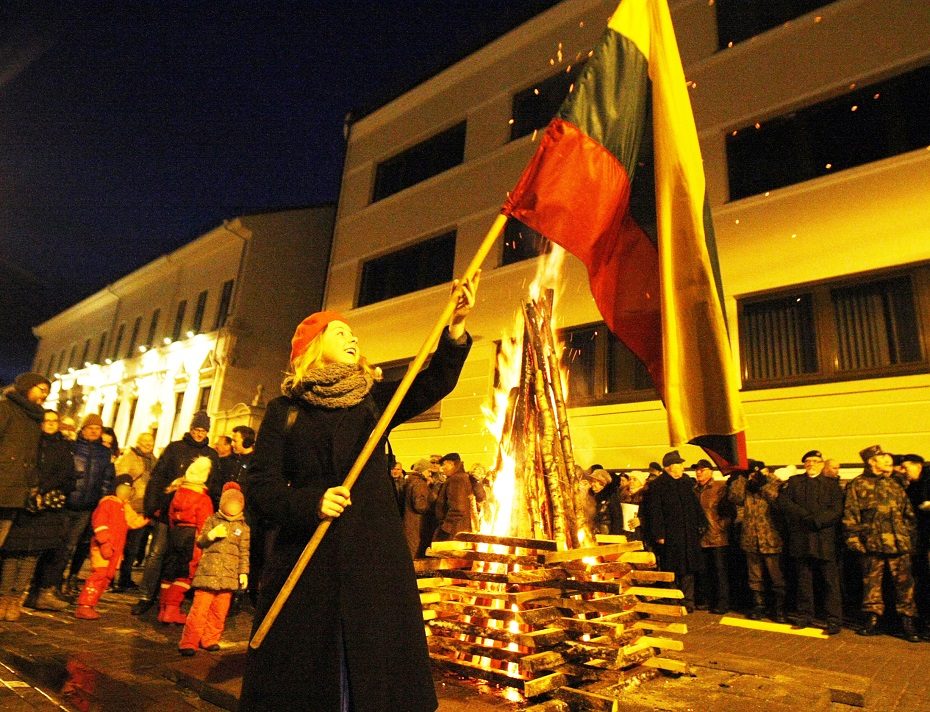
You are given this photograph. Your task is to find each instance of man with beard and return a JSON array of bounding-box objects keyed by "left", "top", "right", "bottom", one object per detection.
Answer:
[{"left": 131, "top": 411, "right": 219, "bottom": 615}]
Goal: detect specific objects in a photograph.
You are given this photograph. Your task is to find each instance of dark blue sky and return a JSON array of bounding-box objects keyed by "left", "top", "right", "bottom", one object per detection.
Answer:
[{"left": 0, "top": 1, "right": 560, "bottom": 383}]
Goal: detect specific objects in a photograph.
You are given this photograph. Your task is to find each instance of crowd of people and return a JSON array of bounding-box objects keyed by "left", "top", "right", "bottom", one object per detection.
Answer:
[
  {"left": 2, "top": 366, "right": 929, "bottom": 660},
  {"left": 0, "top": 371, "right": 254, "bottom": 654},
  {"left": 576, "top": 447, "right": 930, "bottom": 643}
]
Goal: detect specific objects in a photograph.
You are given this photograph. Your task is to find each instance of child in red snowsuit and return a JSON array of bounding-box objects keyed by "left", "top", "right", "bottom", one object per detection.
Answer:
[
  {"left": 75, "top": 474, "right": 149, "bottom": 619},
  {"left": 179, "top": 482, "right": 250, "bottom": 655},
  {"left": 159, "top": 455, "right": 214, "bottom": 624}
]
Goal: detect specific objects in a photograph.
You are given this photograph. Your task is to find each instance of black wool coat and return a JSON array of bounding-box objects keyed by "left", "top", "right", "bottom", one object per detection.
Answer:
[
  {"left": 641, "top": 472, "right": 707, "bottom": 574},
  {"left": 779, "top": 473, "right": 844, "bottom": 560},
  {"left": 239, "top": 329, "right": 470, "bottom": 712},
  {"left": 0, "top": 392, "right": 43, "bottom": 509},
  {"left": 143, "top": 433, "right": 220, "bottom": 520},
  {"left": 2, "top": 431, "right": 75, "bottom": 552}
]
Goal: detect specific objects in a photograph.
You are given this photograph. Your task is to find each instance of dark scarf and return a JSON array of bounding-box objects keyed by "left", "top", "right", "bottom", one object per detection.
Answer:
[
  {"left": 6, "top": 391, "right": 45, "bottom": 422},
  {"left": 282, "top": 364, "right": 373, "bottom": 410}
]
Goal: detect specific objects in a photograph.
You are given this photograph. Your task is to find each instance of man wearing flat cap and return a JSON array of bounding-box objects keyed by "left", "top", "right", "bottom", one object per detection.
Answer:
[
  {"left": 843, "top": 444, "right": 919, "bottom": 641},
  {"left": 433, "top": 452, "right": 484, "bottom": 541},
  {"left": 693, "top": 459, "right": 732, "bottom": 614},
  {"left": 779, "top": 449, "right": 844, "bottom": 633},
  {"left": 641, "top": 450, "right": 707, "bottom": 611}
]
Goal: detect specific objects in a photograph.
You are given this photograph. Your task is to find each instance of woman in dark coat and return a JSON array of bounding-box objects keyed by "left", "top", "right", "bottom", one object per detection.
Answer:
[
  {"left": 239, "top": 276, "right": 478, "bottom": 712},
  {"left": 0, "top": 408, "right": 74, "bottom": 620}
]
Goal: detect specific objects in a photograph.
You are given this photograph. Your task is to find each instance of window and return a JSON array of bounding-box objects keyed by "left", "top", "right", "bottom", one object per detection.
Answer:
[
  {"left": 80, "top": 339, "right": 91, "bottom": 367},
  {"left": 739, "top": 267, "right": 928, "bottom": 388},
  {"left": 559, "top": 323, "right": 657, "bottom": 406},
  {"left": 378, "top": 359, "right": 440, "bottom": 423},
  {"left": 715, "top": 0, "right": 834, "bottom": 48},
  {"left": 126, "top": 316, "right": 142, "bottom": 358},
  {"left": 126, "top": 397, "right": 139, "bottom": 431},
  {"left": 171, "top": 390, "right": 186, "bottom": 440},
  {"left": 197, "top": 385, "right": 212, "bottom": 413},
  {"left": 67, "top": 344, "right": 77, "bottom": 370},
  {"left": 192, "top": 290, "right": 208, "bottom": 333},
  {"left": 146, "top": 309, "right": 161, "bottom": 346},
  {"left": 56, "top": 349, "right": 65, "bottom": 374},
  {"left": 357, "top": 230, "right": 456, "bottom": 307},
  {"left": 502, "top": 218, "right": 550, "bottom": 266},
  {"left": 511, "top": 62, "right": 586, "bottom": 140},
  {"left": 727, "top": 64, "right": 930, "bottom": 200},
  {"left": 214, "top": 279, "right": 234, "bottom": 330},
  {"left": 45, "top": 354, "right": 54, "bottom": 377},
  {"left": 95, "top": 332, "right": 107, "bottom": 364},
  {"left": 372, "top": 122, "right": 466, "bottom": 202},
  {"left": 172, "top": 300, "right": 187, "bottom": 341},
  {"left": 111, "top": 323, "right": 125, "bottom": 360}
]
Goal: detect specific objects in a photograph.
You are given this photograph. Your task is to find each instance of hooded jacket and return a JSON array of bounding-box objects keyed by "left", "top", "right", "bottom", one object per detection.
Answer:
[{"left": 193, "top": 511, "right": 250, "bottom": 591}]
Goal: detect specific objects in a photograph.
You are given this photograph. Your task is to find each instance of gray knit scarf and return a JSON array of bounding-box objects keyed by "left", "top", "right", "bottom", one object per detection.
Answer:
[{"left": 281, "top": 364, "right": 374, "bottom": 410}]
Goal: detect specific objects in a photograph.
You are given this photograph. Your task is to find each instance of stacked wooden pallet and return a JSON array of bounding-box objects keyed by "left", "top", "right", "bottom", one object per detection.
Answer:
[{"left": 419, "top": 532, "right": 690, "bottom": 710}]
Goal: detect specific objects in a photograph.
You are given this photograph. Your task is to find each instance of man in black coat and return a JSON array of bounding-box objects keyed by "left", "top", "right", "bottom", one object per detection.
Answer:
[
  {"left": 899, "top": 454, "right": 930, "bottom": 639},
  {"left": 131, "top": 410, "right": 219, "bottom": 615},
  {"left": 642, "top": 450, "right": 707, "bottom": 611},
  {"left": 778, "top": 449, "right": 844, "bottom": 634}
]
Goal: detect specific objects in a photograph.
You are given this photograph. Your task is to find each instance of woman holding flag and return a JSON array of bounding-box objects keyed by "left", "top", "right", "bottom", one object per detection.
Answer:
[{"left": 238, "top": 275, "right": 478, "bottom": 712}]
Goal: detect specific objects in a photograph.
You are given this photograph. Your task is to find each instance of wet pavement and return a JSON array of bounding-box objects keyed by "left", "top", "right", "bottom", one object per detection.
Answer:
[{"left": 2, "top": 572, "right": 930, "bottom": 711}]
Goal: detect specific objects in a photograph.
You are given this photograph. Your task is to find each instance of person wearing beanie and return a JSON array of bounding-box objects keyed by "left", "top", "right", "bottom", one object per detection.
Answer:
[
  {"left": 0, "top": 373, "right": 50, "bottom": 549},
  {"left": 239, "top": 273, "right": 478, "bottom": 711},
  {"left": 178, "top": 482, "right": 250, "bottom": 655},
  {"left": 131, "top": 412, "right": 220, "bottom": 616},
  {"left": 403, "top": 459, "right": 438, "bottom": 558},
  {"left": 74, "top": 474, "right": 150, "bottom": 619},
  {"left": 157, "top": 456, "right": 215, "bottom": 625},
  {"left": 32, "top": 406, "right": 115, "bottom": 609},
  {"left": 0, "top": 408, "right": 74, "bottom": 621}
]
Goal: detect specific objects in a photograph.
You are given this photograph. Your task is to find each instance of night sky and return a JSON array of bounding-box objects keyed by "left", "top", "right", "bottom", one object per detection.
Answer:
[{"left": 0, "top": 1, "right": 561, "bottom": 384}]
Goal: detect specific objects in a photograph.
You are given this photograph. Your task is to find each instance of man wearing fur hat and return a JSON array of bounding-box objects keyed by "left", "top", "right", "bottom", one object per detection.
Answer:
[
  {"left": 0, "top": 372, "right": 50, "bottom": 548},
  {"left": 843, "top": 444, "right": 919, "bottom": 640},
  {"left": 34, "top": 411, "right": 115, "bottom": 608},
  {"left": 403, "top": 459, "right": 437, "bottom": 558},
  {"left": 131, "top": 411, "right": 220, "bottom": 615}
]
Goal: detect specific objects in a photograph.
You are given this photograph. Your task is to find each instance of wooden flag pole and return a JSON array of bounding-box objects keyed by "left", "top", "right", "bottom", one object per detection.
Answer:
[{"left": 249, "top": 213, "right": 508, "bottom": 649}]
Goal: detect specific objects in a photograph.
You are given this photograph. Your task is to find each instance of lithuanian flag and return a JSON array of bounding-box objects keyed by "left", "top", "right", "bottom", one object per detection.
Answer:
[{"left": 502, "top": 0, "right": 746, "bottom": 467}]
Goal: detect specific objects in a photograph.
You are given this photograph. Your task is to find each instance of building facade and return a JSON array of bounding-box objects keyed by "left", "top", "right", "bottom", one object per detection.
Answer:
[
  {"left": 33, "top": 205, "right": 335, "bottom": 450},
  {"left": 327, "top": 0, "right": 930, "bottom": 471}
]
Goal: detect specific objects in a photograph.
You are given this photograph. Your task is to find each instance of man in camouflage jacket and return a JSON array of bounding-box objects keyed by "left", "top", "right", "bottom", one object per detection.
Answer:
[
  {"left": 728, "top": 460, "right": 785, "bottom": 622},
  {"left": 843, "top": 444, "right": 918, "bottom": 641}
]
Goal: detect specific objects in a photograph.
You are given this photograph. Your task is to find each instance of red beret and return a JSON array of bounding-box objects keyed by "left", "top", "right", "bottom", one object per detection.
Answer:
[{"left": 290, "top": 311, "right": 345, "bottom": 364}]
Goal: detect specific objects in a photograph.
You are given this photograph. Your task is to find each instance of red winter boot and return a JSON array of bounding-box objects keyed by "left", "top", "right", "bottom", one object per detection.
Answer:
[
  {"left": 160, "top": 582, "right": 189, "bottom": 625},
  {"left": 75, "top": 605, "right": 100, "bottom": 620}
]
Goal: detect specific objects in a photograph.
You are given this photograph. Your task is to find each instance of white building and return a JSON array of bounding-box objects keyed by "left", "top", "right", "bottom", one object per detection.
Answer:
[
  {"left": 33, "top": 206, "right": 335, "bottom": 450},
  {"left": 326, "top": 0, "right": 930, "bottom": 470}
]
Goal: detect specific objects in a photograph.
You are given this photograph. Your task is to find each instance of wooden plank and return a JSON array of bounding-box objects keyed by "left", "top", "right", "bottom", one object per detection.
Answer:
[
  {"left": 428, "top": 619, "right": 566, "bottom": 648},
  {"left": 428, "top": 635, "right": 526, "bottom": 663},
  {"left": 594, "top": 534, "right": 629, "bottom": 544},
  {"left": 519, "top": 650, "right": 568, "bottom": 675},
  {"left": 544, "top": 543, "right": 642, "bottom": 564},
  {"left": 624, "top": 586, "right": 683, "bottom": 599},
  {"left": 427, "top": 540, "right": 474, "bottom": 552},
  {"left": 425, "top": 548, "right": 545, "bottom": 566},
  {"left": 454, "top": 531, "right": 559, "bottom": 551},
  {"left": 641, "top": 656, "right": 690, "bottom": 674},
  {"left": 430, "top": 656, "right": 525, "bottom": 690},
  {"left": 516, "top": 626, "right": 569, "bottom": 648},
  {"left": 432, "top": 585, "right": 560, "bottom": 605},
  {"left": 442, "top": 568, "right": 509, "bottom": 584},
  {"left": 524, "top": 671, "right": 569, "bottom": 698},
  {"left": 718, "top": 615, "right": 828, "bottom": 638},
  {"left": 637, "top": 635, "right": 685, "bottom": 651},
  {"left": 419, "top": 592, "right": 441, "bottom": 604},
  {"left": 425, "top": 601, "right": 560, "bottom": 625},
  {"left": 626, "top": 570, "right": 675, "bottom": 583},
  {"left": 552, "top": 686, "right": 619, "bottom": 712},
  {"left": 422, "top": 609, "right": 438, "bottom": 621},
  {"left": 632, "top": 620, "right": 688, "bottom": 635},
  {"left": 562, "top": 561, "right": 633, "bottom": 577},
  {"left": 416, "top": 577, "right": 453, "bottom": 589},
  {"left": 508, "top": 568, "right": 567, "bottom": 584},
  {"left": 552, "top": 595, "right": 634, "bottom": 615},
  {"left": 619, "top": 551, "right": 656, "bottom": 565},
  {"left": 633, "top": 601, "right": 688, "bottom": 617}
]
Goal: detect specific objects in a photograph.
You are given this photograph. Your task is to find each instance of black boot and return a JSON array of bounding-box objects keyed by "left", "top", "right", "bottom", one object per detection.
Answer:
[
  {"left": 900, "top": 616, "right": 921, "bottom": 643},
  {"left": 857, "top": 612, "right": 880, "bottom": 636},
  {"left": 772, "top": 593, "right": 787, "bottom": 624},
  {"left": 131, "top": 597, "right": 155, "bottom": 616},
  {"left": 747, "top": 592, "right": 765, "bottom": 620}
]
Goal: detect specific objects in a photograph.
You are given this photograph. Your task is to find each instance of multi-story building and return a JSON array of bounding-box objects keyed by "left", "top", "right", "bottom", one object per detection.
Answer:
[
  {"left": 32, "top": 205, "right": 335, "bottom": 450},
  {"left": 327, "top": 0, "right": 930, "bottom": 470}
]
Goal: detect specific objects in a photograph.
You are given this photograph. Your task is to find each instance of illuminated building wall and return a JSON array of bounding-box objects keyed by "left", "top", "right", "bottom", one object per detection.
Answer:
[
  {"left": 328, "top": 0, "right": 930, "bottom": 470},
  {"left": 33, "top": 205, "right": 335, "bottom": 451}
]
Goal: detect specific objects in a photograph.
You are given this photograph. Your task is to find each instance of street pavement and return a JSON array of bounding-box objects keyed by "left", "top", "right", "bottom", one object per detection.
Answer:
[{"left": 1, "top": 579, "right": 929, "bottom": 711}]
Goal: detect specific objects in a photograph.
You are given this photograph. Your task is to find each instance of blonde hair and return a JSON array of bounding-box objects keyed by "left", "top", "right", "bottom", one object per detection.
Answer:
[{"left": 284, "top": 324, "right": 382, "bottom": 385}]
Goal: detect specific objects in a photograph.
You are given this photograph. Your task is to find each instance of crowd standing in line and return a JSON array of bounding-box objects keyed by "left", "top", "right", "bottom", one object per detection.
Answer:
[{"left": 1, "top": 365, "right": 929, "bottom": 662}]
